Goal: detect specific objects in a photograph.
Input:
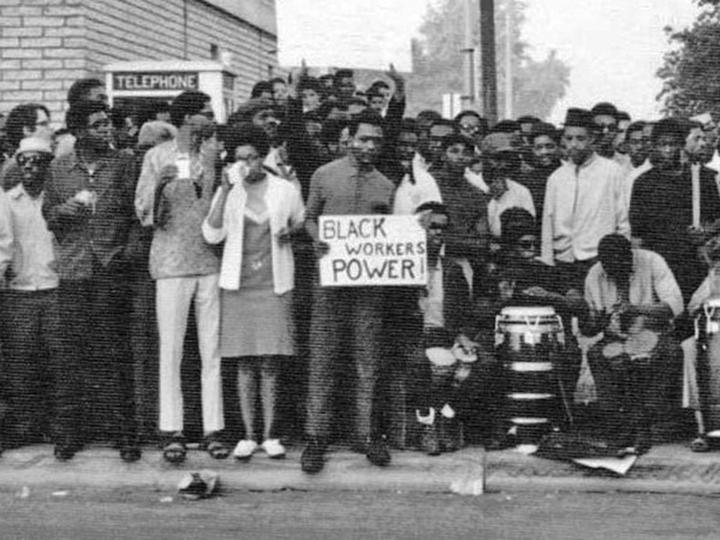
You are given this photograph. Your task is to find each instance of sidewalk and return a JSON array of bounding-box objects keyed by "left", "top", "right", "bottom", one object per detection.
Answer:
[{"left": 1, "top": 443, "right": 719, "bottom": 495}]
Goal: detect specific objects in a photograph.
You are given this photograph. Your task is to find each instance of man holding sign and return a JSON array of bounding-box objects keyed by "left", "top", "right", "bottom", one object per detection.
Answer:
[{"left": 302, "top": 110, "right": 395, "bottom": 474}]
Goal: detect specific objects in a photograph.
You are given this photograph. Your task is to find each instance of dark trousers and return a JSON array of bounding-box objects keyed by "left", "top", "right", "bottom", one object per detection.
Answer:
[
  {"left": 58, "top": 267, "right": 136, "bottom": 444},
  {"left": 588, "top": 334, "right": 682, "bottom": 438},
  {"left": 128, "top": 270, "right": 158, "bottom": 442},
  {"left": 0, "top": 289, "right": 78, "bottom": 446},
  {"left": 305, "top": 287, "right": 385, "bottom": 442},
  {"left": 405, "top": 327, "right": 502, "bottom": 437}
]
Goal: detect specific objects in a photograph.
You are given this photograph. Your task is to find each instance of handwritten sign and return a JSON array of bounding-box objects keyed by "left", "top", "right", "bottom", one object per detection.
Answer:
[{"left": 319, "top": 215, "right": 426, "bottom": 287}]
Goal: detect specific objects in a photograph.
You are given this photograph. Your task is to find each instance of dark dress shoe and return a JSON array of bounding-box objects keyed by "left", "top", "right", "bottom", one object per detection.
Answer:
[
  {"left": 301, "top": 438, "right": 326, "bottom": 474},
  {"left": 366, "top": 436, "right": 391, "bottom": 467},
  {"left": 54, "top": 444, "right": 76, "bottom": 462},
  {"left": 439, "top": 416, "right": 461, "bottom": 453},
  {"left": 118, "top": 437, "right": 142, "bottom": 463}
]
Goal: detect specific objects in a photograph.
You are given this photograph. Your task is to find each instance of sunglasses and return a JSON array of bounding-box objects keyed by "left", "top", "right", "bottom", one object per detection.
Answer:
[{"left": 17, "top": 154, "right": 52, "bottom": 167}]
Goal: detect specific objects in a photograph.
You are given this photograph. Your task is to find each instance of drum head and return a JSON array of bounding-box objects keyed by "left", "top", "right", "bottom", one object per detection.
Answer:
[{"left": 500, "top": 306, "right": 557, "bottom": 319}]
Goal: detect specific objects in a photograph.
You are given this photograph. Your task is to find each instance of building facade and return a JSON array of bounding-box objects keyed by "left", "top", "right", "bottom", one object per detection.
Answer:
[{"left": 0, "top": 0, "right": 278, "bottom": 123}]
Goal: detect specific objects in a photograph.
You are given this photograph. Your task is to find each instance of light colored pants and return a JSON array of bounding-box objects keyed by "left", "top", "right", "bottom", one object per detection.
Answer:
[{"left": 156, "top": 274, "right": 224, "bottom": 433}]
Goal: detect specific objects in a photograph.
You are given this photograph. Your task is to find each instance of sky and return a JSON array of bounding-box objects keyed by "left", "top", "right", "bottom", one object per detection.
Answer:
[{"left": 276, "top": 0, "right": 703, "bottom": 121}]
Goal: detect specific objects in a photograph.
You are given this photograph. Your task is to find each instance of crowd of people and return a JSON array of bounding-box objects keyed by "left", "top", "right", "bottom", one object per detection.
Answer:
[{"left": 2, "top": 64, "right": 720, "bottom": 474}]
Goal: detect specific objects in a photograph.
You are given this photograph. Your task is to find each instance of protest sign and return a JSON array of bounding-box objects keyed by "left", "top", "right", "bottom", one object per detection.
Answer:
[{"left": 318, "top": 215, "right": 427, "bottom": 287}]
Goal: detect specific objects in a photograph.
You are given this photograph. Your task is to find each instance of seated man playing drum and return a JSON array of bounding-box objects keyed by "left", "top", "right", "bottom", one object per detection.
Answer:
[
  {"left": 584, "top": 234, "right": 684, "bottom": 454},
  {"left": 479, "top": 208, "right": 585, "bottom": 447},
  {"left": 406, "top": 202, "right": 496, "bottom": 456}
]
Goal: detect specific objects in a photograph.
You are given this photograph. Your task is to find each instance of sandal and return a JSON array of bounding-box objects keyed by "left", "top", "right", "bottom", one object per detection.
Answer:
[
  {"left": 204, "top": 433, "right": 230, "bottom": 460},
  {"left": 162, "top": 434, "right": 187, "bottom": 464},
  {"left": 691, "top": 436, "right": 710, "bottom": 453}
]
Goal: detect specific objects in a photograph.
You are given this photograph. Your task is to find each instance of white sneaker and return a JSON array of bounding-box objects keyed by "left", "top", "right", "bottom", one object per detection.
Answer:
[
  {"left": 233, "top": 439, "right": 257, "bottom": 460},
  {"left": 261, "top": 439, "right": 286, "bottom": 459}
]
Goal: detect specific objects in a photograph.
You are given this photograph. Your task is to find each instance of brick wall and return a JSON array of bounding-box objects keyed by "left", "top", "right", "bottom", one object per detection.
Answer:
[
  {"left": 0, "top": 0, "right": 85, "bottom": 124},
  {"left": 0, "top": 0, "right": 277, "bottom": 124}
]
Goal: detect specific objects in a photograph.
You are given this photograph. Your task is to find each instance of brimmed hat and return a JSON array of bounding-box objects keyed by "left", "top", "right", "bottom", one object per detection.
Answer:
[{"left": 15, "top": 136, "right": 52, "bottom": 156}]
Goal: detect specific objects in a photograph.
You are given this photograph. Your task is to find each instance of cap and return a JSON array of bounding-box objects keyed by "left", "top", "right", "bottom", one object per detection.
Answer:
[
  {"left": 651, "top": 117, "right": 689, "bottom": 144},
  {"left": 15, "top": 136, "right": 53, "bottom": 156},
  {"left": 231, "top": 98, "right": 276, "bottom": 123},
  {"left": 481, "top": 132, "right": 520, "bottom": 155}
]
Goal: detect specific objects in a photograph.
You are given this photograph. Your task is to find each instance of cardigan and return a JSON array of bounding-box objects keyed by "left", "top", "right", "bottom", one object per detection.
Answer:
[{"left": 203, "top": 172, "right": 305, "bottom": 294}]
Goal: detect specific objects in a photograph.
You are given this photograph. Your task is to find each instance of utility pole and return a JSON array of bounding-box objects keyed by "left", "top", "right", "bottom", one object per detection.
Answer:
[
  {"left": 461, "top": 0, "right": 476, "bottom": 109},
  {"left": 479, "top": 0, "right": 498, "bottom": 124},
  {"left": 504, "top": 0, "right": 513, "bottom": 119}
]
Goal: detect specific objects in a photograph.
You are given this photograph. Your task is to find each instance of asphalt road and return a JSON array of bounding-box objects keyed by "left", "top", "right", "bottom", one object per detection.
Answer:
[{"left": 3, "top": 489, "right": 720, "bottom": 539}]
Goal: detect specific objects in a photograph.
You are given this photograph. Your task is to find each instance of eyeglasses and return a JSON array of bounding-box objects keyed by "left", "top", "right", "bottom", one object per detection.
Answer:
[
  {"left": 428, "top": 224, "right": 448, "bottom": 232},
  {"left": 88, "top": 119, "right": 111, "bottom": 130},
  {"left": 459, "top": 124, "right": 480, "bottom": 133}
]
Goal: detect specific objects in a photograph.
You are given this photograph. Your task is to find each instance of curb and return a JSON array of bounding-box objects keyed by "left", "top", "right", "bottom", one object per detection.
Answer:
[{"left": 0, "top": 444, "right": 719, "bottom": 495}]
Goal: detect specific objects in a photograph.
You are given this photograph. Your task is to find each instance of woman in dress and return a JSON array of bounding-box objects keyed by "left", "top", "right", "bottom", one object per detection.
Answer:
[{"left": 203, "top": 123, "right": 305, "bottom": 460}]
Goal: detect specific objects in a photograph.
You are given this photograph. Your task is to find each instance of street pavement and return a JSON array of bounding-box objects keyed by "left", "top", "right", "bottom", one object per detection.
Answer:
[{"left": 3, "top": 490, "right": 720, "bottom": 539}]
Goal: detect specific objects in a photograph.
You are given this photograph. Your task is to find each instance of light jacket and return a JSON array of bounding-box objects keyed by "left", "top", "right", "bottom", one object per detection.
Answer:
[{"left": 203, "top": 173, "right": 305, "bottom": 294}]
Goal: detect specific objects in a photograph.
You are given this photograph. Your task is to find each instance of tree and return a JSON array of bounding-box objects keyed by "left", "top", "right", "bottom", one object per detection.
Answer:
[
  {"left": 657, "top": 0, "right": 720, "bottom": 116},
  {"left": 404, "top": 0, "right": 570, "bottom": 120}
]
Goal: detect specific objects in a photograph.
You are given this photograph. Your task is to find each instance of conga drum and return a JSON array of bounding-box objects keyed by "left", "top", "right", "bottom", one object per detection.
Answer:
[
  {"left": 695, "top": 298, "right": 720, "bottom": 438},
  {"left": 495, "top": 306, "right": 565, "bottom": 442}
]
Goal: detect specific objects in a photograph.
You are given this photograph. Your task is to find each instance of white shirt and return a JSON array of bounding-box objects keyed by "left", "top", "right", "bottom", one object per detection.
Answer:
[
  {"left": 393, "top": 166, "right": 442, "bottom": 215},
  {"left": 464, "top": 168, "right": 489, "bottom": 194},
  {"left": 541, "top": 153, "right": 629, "bottom": 264},
  {"left": 487, "top": 179, "right": 536, "bottom": 238},
  {"left": 0, "top": 185, "right": 58, "bottom": 291}
]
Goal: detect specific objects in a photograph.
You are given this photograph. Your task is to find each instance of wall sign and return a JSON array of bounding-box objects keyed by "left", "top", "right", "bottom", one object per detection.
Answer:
[{"left": 113, "top": 72, "right": 199, "bottom": 91}]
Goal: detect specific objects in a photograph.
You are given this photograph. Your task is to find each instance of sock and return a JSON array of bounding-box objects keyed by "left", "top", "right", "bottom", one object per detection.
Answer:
[
  {"left": 441, "top": 404, "right": 456, "bottom": 419},
  {"left": 416, "top": 408, "right": 436, "bottom": 425}
]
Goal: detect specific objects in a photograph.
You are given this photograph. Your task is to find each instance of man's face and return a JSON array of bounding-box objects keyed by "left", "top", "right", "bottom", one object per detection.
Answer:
[
  {"left": 86, "top": 85, "right": 108, "bottom": 105},
  {"left": 601, "top": 253, "right": 633, "bottom": 283},
  {"left": 514, "top": 234, "right": 538, "bottom": 260},
  {"left": 484, "top": 154, "right": 516, "bottom": 198},
  {"left": 593, "top": 114, "right": 618, "bottom": 156},
  {"left": 685, "top": 127, "right": 709, "bottom": 163},
  {"left": 532, "top": 134, "right": 558, "bottom": 168},
  {"left": 487, "top": 175, "right": 508, "bottom": 200},
  {"left": 272, "top": 81, "right": 288, "bottom": 103},
  {"left": 156, "top": 111, "right": 171, "bottom": 123},
  {"left": 80, "top": 110, "right": 113, "bottom": 150},
  {"left": 457, "top": 115, "right": 482, "bottom": 144},
  {"left": 16, "top": 150, "right": 52, "bottom": 189},
  {"left": 426, "top": 212, "right": 448, "bottom": 255},
  {"left": 368, "top": 96, "right": 385, "bottom": 114},
  {"left": 396, "top": 130, "right": 418, "bottom": 165},
  {"left": 332, "top": 126, "right": 351, "bottom": 159},
  {"left": 252, "top": 108, "right": 278, "bottom": 140},
  {"left": 651, "top": 134, "right": 683, "bottom": 171},
  {"left": 336, "top": 76, "right": 355, "bottom": 99},
  {"left": 563, "top": 126, "right": 595, "bottom": 165},
  {"left": 443, "top": 142, "right": 474, "bottom": 173},
  {"left": 185, "top": 101, "right": 215, "bottom": 140},
  {"left": 350, "top": 122, "right": 383, "bottom": 166},
  {"left": 27, "top": 108, "right": 53, "bottom": 143},
  {"left": 626, "top": 129, "right": 649, "bottom": 167},
  {"left": 301, "top": 88, "right": 320, "bottom": 112},
  {"left": 428, "top": 124, "right": 455, "bottom": 163}
]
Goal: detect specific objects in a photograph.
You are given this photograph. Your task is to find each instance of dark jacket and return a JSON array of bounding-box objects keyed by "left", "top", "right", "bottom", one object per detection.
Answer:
[{"left": 43, "top": 148, "right": 137, "bottom": 280}]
